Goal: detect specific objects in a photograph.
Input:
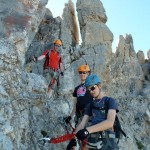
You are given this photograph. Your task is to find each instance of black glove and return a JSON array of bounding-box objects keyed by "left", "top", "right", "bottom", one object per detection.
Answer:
[
  {"left": 41, "top": 130, "right": 48, "bottom": 137},
  {"left": 76, "top": 128, "right": 89, "bottom": 141},
  {"left": 33, "top": 56, "right": 37, "bottom": 62},
  {"left": 66, "top": 139, "right": 76, "bottom": 150},
  {"left": 64, "top": 116, "right": 72, "bottom": 123},
  {"left": 60, "top": 72, "right": 64, "bottom": 76}
]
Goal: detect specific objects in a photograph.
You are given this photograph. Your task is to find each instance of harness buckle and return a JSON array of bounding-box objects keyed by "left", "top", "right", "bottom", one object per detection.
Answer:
[
  {"left": 49, "top": 67, "right": 58, "bottom": 72},
  {"left": 97, "top": 141, "right": 103, "bottom": 149},
  {"left": 101, "top": 130, "right": 116, "bottom": 138},
  {"left": 108, "top": 133, "right": 116, "bottom": 138}
]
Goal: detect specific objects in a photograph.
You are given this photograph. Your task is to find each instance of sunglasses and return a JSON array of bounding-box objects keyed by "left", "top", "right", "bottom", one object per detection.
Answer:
[
  {"left": 87, "top": 85, "right": 97, "bottom": 92},
  {"left": 54, "top": 44, "right": 61, "bottom": 47},
  {"left": 79, "top": 71, "right": 87, "bottom": 74}
]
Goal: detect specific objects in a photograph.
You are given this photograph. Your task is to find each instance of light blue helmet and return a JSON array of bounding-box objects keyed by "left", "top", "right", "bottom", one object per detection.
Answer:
[{"left": 85, "top": 74, "right": 101, "bottom": 87}]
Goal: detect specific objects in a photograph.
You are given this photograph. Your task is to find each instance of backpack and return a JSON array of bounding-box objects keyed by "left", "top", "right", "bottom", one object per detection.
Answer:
[
  {"left": 91, "top": 97, "right": 126, "bottom": 143},
  {"left": 43, "top": 50, "right": 51, "bottom": 70}
]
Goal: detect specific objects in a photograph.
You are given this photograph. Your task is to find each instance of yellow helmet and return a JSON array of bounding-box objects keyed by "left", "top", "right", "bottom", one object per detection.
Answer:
[
  {"left": 78, "top": 64, "right": 90, "bottom": 72},
  {"left": 53, "top": 39, "right": 62, "bottom": 46}
]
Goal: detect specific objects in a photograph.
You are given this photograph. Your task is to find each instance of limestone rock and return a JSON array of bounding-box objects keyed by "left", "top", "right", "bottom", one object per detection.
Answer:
[
  {"left": 76, "top": 0, "right": 113, "bottom": 46},
  {"left": 137, "top": 50, "right": 145, "bottom": 64},
  {"left": 61, "top": 0, "right": 79, "bottom": 47},
  {"left": 147, "top": 49, "right": 150, "bottom": 59},
  {"left": 110, "top": 34, "right": 144, "bottom": 97},
  {"left": 0, "top": 0, "right": 150, "bottom": 150},
  {"left": 142, "top": 62, "right": 150, "bottom": 81}
]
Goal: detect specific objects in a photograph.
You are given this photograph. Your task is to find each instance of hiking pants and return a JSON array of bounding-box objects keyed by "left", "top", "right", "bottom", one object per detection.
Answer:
[
  {"left": 43, "top": 68, "right": 59, "bottom": 89},
  {"left": 99, "top": 138, "right": 119, "bottom": 150}
]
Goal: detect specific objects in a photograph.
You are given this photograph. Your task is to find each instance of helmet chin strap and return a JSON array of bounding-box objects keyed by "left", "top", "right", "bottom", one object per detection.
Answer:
[{"left": 94, "top": 87, "right": 101, "bottom": 99}]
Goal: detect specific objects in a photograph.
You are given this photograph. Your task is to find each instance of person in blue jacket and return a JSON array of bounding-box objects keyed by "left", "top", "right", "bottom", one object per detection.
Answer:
[{"left": 75, "top": 74, "right": 119, "bottom": 150}]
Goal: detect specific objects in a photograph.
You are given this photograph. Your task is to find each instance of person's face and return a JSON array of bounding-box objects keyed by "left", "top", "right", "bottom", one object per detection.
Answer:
[
  {"left": 79, "top": 71, "right": 89, "bottom": 82},
  {"left": 54, "top": 44, "right": 61, "bottom": 51},
  {"left": 87, "top": 84, "right": 101, "bottom": 98}
]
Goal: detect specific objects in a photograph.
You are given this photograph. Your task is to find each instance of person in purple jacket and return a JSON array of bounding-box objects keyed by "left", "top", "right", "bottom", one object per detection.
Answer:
[{"left": 65, "top": 64, "right": 93, "bottom": 150}]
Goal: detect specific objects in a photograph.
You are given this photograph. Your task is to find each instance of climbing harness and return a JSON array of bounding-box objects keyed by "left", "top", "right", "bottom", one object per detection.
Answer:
[{"left": 91, "top": 97, "right": 126, "bottom": 143}]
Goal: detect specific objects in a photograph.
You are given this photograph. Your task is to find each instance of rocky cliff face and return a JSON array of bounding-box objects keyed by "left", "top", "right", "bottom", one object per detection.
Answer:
[{"left": 0, "top": 0, "right": 149, "bottom": 150}]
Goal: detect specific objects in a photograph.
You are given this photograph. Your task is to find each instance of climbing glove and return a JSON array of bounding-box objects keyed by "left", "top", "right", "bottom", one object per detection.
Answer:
[
  {"left": 33, "top": 56, "right": 38, "bottom": 62},
  {"left": 41, "top": 130, "right": 48, "bottom": 137},
  {"left": 64, "top": 116, "right": 72, "bottom": 123},
  {"left": 66, "top": 139, "right": 77, "bottom": 150},
  {"left": 60, "top": 72, "right": 64, "bottom": 76},
  {"left": 76, "top": 128, "right": 89, "bottom": 141}
]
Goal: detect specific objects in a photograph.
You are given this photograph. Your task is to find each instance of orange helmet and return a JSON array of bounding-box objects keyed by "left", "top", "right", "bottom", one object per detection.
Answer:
[
  {"left": 53, "top": 39, "right": 62, "bottom": 46},
  {"left": 78, "top": 64, "right": 90, "bottom": 72}
]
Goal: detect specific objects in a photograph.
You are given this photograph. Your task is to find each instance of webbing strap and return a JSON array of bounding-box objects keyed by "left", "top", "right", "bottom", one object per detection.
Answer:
[
  {"left": 50, "top": 133, "right": 75, "bottom": 144},
  {"left": 68, "top": 122, "right": 75, "bottom": 133},
  {"left": 115, "top": 116, "right": 126, "bottom": 137}
]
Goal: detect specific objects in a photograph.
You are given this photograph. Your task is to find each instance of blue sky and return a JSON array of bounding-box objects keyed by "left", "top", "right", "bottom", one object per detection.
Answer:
[{"left": 47, "top": 0, "right": 150, "bottom": 58}]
